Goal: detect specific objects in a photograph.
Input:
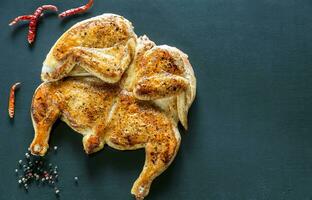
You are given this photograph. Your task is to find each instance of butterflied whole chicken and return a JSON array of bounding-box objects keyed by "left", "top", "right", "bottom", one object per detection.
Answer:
[{"left": 29, "top": 14, "right": 196, "bottom": 200}]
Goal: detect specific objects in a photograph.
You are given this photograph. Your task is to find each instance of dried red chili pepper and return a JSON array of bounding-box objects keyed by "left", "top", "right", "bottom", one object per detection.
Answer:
[
  {"left": 9, "top": 5, "right": 58, "bottom": 44},
  {"left": 59, "top": 0, "right": 94, "bottom": 18},
  {"left": 28, "top": 5, "right": 58, "bottom": 44},
  {"left": 8, "top": 82, "right": 21, "bottom": 119}
]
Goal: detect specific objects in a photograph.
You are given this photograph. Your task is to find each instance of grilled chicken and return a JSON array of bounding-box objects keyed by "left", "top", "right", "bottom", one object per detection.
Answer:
[{"left": 30, "top": 15, "right": 196, "bottom": 200}]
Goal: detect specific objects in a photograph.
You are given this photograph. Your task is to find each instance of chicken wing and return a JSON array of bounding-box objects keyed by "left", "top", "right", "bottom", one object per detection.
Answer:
[
  {"left": 132, "top": 40, "right": 196, "bottom": 129},
  {"left": 41, "top": 14, "right": 137, "bottom": 83}
]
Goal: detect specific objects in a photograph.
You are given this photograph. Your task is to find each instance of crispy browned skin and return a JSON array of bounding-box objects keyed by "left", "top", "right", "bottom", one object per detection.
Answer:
[
  {"left": 133, "top": 46, "right": 189, "bottom": 99},
  {"left": 42, "top": 14, "right": 137, "bottom": 83},
  {"left": 30, "top": 77, "right": 180, "bottom": 200}
]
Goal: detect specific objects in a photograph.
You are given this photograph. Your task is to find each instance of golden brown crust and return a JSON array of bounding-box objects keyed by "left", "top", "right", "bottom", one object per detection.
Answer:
[
  {"left": 36, "top": 77, "right": 120, "bottom": 131},
  {"left": 53, "top": 14, "right": 135, "bottom": 60},
  {"left": 137, "top": 47, "right": 186, "bottom": 77},
  {"left": 133, "top": 45, "right": 190, "bottom": 100},
  {"left": 134, "top": 74, "right": 188, "bottom": 100},
  {"left": 105, "top": 91, "right": 178, "bottom": 151}
]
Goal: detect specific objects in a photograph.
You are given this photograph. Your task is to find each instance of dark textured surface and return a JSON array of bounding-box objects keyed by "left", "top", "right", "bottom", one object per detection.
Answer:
[{"left": 1, "top": 0, "right": 312, "bottom": 199}]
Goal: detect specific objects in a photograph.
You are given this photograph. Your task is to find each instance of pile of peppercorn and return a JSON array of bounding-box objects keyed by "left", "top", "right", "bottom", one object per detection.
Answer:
[{"left": 15, "top": 150, "right": 60, "bottom": 196}]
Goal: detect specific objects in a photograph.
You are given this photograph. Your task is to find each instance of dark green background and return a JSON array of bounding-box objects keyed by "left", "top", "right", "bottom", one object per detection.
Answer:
[{"left": 1, "top": 0, "right": 312, "bottom": 199}]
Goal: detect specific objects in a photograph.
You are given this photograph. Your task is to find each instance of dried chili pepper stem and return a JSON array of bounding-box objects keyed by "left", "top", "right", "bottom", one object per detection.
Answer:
[
  {"left": 59, "top": 0, "right": 94, "bottom": 18},
  {"left": 8, "top": 82, "right": 21, "bottom": 119}
]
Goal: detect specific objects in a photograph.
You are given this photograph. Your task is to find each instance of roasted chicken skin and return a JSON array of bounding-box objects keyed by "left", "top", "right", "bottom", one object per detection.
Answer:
[{"left": 30, "top": 14, "right": 196, "bottom": 200}]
